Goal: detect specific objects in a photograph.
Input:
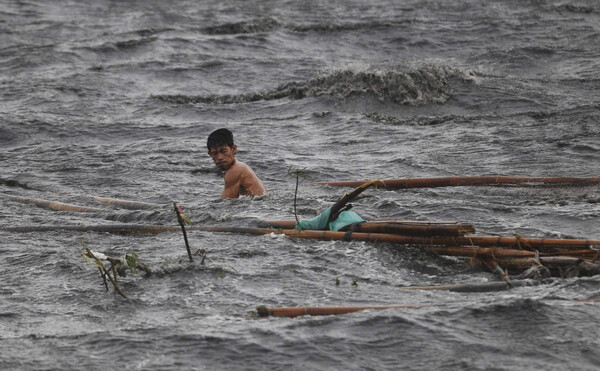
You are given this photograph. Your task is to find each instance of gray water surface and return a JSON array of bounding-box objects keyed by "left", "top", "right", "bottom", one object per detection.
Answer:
[{"left": 1, "top": 1, "right": 600, "bottom": 370}]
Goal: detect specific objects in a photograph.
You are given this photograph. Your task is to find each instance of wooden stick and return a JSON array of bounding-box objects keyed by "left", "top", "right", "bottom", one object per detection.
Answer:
[
  {"left": 328, "top": 179, "right": 380, "bottom": 223},
  {"left": 174, "top": 203, "right": 193, "bottom": 262},
  {"left": 310, "top": 176, "right": 600, "bottom": 189},
  {"left": 257, "top": 304, "right": 418, "bottom": 318}
]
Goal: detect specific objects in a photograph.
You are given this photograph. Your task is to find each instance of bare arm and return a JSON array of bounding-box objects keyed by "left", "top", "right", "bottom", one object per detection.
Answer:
[
  {"left": 221, "top": 161, "right": 266, "bottom": 198},
  {"left": 221, "top": 165, "right": 242, "bottom": 198}
]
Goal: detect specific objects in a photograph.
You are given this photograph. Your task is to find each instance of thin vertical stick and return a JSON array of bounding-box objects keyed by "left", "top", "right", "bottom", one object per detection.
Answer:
[{"left": 174, "top": 203, "right": 193, "bottom": 262}]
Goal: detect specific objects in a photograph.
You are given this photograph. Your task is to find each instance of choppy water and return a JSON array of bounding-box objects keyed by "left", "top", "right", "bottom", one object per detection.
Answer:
[{"left": 1, "top": 0, "right": 600, "bottom": 370}]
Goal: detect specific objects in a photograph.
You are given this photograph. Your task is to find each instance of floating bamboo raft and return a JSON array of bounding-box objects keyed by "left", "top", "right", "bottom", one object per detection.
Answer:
[
  {"left": 200, "top": 224, "right": 600, "bottom": 277},
  {"left": 3, "top": 192, "right": 599, "bottom": 278},
  {"left": 4, "top": 221, "right": 599, "bottom": 276}
]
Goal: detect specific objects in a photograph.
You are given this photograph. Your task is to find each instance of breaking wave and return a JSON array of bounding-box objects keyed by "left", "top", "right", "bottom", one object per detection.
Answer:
[
  {"left": 203, "top": 18, "right": 280, "bottom": 35},
  {"left": 155, "top": 66, "right": 458, "bottom": 105},
  {"left": 288, "top": 20, "right": 395, "bottom": 33},
  {"left": 201, "top": 18, "right": 396, "bottom": 35}
]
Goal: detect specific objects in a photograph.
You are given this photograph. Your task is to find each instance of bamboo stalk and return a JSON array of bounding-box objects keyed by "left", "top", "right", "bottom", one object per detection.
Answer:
[
  {"left": 8, "top": 224, "right": 595, "bottom": 253},
  {"left": 199, "top": 226, "right": 600, "bottom": 250},
  {"left": 4, "top": 195, "right": 104, "bottom": 213},
  {"left": 424, "top": 246, "right": 536, "bottom": 258},
  {"left": 257, "top": 304, "right": 418, "bottom": 318},
  {"left": 258, "top": 220, "right": 476, "bottom": 236},
  {"left": 426, "top": 246, "right": 598, "bottom": 258},
  {"left": 92, "top": 196, "right": 163, "bottom": 210},
  {"left": 310, "top": 176, "right": 600, "bottom": 189},
  {"left": 1, "top": 225, "right": 182, "bottom": 234},
  {"left": 4, "top": 224, "right": 599, "bottom": 252}
]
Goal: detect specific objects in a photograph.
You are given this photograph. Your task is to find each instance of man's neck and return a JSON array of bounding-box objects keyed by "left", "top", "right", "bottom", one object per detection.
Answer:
[{"left": 224, "top": 159, "right": 236, "bottom": 173}]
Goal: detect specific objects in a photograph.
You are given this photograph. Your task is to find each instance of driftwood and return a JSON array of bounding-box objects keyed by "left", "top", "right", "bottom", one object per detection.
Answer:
[{"left": 82, "top": 244, "right": 151, "bottom": 298}]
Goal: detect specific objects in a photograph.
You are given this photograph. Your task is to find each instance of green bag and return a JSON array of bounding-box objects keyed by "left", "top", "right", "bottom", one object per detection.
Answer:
[{"left": 295, "top": 207, "right": 365, "bottom": 231}]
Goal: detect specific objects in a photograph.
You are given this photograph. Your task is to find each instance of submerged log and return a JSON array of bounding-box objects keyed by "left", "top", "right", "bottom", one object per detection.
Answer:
[
  {"left": 311, "top": 176, "right": 600, "bottom": 189},
  {"left": 4, "top": 195, "right": 104, "bottom": 213},
  {"left": 257, "top": 304, "right": 418, "bottom": 318},
  {"left": 258, "top": 220, "right": 476, "bottom": 236}
]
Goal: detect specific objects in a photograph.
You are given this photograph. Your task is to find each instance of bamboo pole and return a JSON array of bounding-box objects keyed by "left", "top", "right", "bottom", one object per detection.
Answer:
[
  {"left": 1, "top": 224, "right": 182, "bottom": 234},
  {"left": 199, "top": 226, "right": 600, "bottom": 250},
  {"left": 257, "top": 304, "right": 418, "bottom": 318},
  {"left": 310, "top": 176, "right": 600, "bottom": 189},
  {"left": 7, "top": 224, "right": 596, "bottom": 252},
  {"left": 422, "top": 246, "right": 598, "bottom": 258},
  {"left": 4, "top": 224, "right": 599, "bottom": 252},
  {"left": 92, "top": 196, "right": 163, "bottom": 210},
  {"left": 4, "top": 195, "right": 104, "bottom": 213},
  {"left": 258, "top": 220, "right": 476, "bottom": 236}
]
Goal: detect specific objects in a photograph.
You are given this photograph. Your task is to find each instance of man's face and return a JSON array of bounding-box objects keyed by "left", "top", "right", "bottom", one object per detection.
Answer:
[{"left": 208, "top": 144, "right": 237, "bottom": 171}]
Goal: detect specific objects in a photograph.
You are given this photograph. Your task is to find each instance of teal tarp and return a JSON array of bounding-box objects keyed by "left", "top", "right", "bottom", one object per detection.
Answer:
[{"left": 295, "top": 207, "right": 365, "bottom": 231}]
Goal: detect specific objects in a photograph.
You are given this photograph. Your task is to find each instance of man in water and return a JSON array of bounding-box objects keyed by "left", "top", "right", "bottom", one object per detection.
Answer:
[{"left": 207, "top": 128, "right": 267, "bottom": 198}]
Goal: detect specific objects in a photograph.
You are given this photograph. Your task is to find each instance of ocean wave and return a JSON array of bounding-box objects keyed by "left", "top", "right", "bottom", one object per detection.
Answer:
[
  {"left": 76, "top": 36, "right": 157, "bottom": 53},
  {"left": 203, "top": 18, "right": 280, "bottom": 35},
  {"left": 366, "top": 102, "right": 600, "bottom": 126},
  {"left": 366, "top": 113, "right": 458, "bottom": 126},
  {"left": 201, "top": 18, "right": 397, "bottom": 35},
  {"left": 555, "top": 4, "right": 595, "bottom": 14},
  {"left": 154, "top": 66, "right": 457, "bottom": 105},
  {"left": 288, "top": 20, "right": 395, "bottom": 33}
]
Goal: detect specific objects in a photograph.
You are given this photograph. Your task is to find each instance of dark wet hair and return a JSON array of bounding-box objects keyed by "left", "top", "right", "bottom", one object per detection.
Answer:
[{"left": 207, "top": 128, "right": 234, "bottom": 150}]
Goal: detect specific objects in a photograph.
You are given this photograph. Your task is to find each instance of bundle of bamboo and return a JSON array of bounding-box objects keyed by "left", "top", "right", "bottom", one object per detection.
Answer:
[{"left": 199, "top": 225, "right": 600, "bottom": 277}]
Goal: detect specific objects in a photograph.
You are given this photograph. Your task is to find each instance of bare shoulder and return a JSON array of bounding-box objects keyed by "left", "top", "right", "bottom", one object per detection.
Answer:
[
  {"left": 235, "top": 161, "right": 267, "bottom": 196},
  {"left": 224, "top": 161, "right": 244, "bottom": 178},
  {"left": 236, "top": 161, "right": 255, "bottom": 173}
]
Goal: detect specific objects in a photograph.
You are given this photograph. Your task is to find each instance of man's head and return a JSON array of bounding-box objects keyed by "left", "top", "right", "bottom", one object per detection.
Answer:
[{"left": 207, "top": 128, "right": 237, "bottom": 171}]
